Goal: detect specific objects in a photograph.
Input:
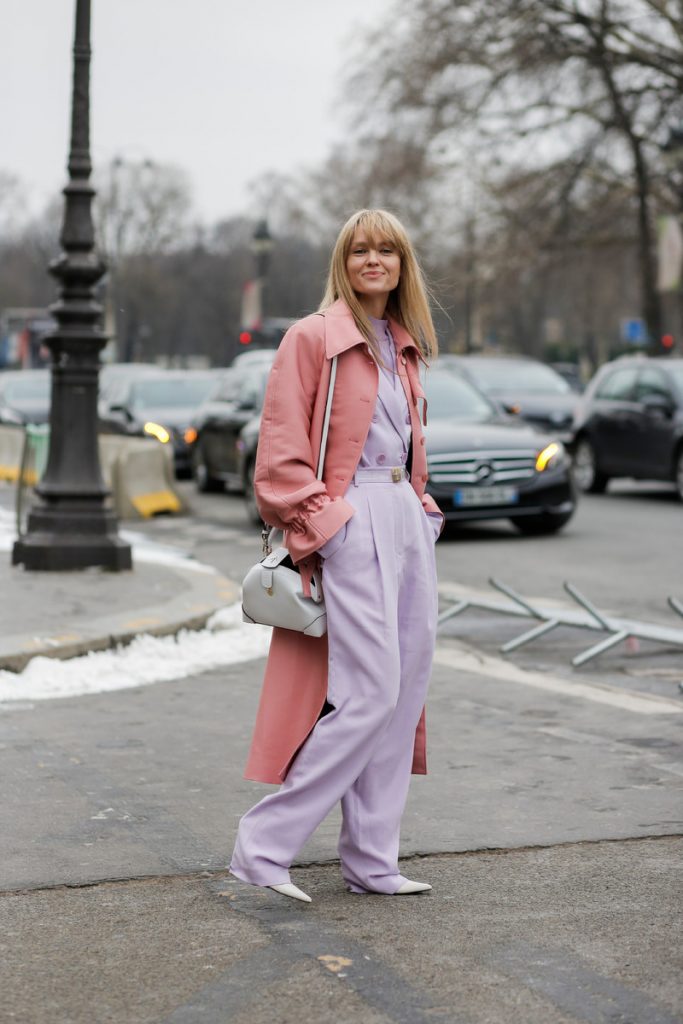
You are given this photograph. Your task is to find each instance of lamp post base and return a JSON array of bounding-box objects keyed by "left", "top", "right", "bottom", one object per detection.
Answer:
[{"left": 12, "top": 504, "right": 132, "bottom": 571}]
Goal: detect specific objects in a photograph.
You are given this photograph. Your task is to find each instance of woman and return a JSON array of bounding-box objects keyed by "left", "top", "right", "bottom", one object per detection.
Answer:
[{"left": 230, "top": 209, "right": 443, "bottom": 902}]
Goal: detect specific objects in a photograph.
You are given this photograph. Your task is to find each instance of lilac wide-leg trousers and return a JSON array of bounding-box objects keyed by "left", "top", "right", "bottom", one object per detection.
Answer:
[{"left": 230, "top": 475, "right": 438, "bottom": 894}]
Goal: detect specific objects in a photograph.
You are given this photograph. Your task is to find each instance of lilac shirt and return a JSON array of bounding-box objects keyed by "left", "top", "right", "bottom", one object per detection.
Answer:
[{"left": 359, "top": 318, "right": 411, "bottom": 470}]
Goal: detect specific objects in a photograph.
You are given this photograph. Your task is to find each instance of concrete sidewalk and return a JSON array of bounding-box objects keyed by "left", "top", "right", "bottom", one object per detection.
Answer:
[{"left": 1, "top": 546, "right": 239, "bottom": 672}]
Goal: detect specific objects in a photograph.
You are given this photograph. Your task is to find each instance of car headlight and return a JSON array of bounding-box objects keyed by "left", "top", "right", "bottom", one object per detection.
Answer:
[
  {"left": 535, "top": 441, "right": 565, "bottom": 472},
  {"left": 144, "top": 421, "right": 171, "bottom": 443}
]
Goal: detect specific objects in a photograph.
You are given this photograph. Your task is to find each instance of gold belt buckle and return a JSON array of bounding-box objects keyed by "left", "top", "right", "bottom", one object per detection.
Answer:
[{"left": 391, "top": 467, "right": 402, "bottom": 483}]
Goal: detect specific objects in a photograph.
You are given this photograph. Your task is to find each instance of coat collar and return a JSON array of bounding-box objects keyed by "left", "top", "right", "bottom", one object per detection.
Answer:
[{"left": 321, "top": 298, "right": 424, "bottom": 362}]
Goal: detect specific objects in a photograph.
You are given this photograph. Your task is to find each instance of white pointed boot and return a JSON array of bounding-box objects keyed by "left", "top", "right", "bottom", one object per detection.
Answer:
[
  {"left": 269, "top": 883, "right": 312, "bottom": 903},
  {"left": 395, "top": 880, "right": 432, "bottom": 895}
]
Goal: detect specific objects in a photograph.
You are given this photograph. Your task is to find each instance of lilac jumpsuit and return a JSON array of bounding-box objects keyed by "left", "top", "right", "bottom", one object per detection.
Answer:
[{"left": 230, "top": 318, "right": 440, "bottom": 894}]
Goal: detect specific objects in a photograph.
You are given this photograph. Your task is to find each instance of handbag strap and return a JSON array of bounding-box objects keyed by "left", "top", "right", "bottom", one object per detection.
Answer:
[
  {"left": 264, "top": 354, "right": 338, "bottom": 552},
  {"left": 316, "top": 355, "right": 337, "bottom": 480}
]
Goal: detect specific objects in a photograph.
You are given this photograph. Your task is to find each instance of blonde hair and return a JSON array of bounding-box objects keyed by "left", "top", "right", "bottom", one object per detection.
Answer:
[{"left": 319, "top": 209, "right": 438, "bottom": 362}]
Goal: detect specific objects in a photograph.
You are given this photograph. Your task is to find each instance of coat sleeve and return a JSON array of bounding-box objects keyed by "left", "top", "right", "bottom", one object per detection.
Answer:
[{"left": 254, "top": 319, "right": 355, "bottom": 563}]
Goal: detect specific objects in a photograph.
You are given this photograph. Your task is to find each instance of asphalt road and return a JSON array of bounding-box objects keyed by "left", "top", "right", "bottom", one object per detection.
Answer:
[{"left": 2, "top": 476, "right": 682, "bottom": 1023}]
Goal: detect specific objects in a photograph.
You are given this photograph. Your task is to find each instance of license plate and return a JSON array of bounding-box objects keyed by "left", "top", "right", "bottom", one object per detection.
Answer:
[{"left": 454, "top": 486, "right": 519, "bottom": 507}]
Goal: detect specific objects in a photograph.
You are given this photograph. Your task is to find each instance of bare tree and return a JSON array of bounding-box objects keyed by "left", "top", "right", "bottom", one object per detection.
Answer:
[{"left": 346, "top": 0, "right": 683, "bottom": 350}]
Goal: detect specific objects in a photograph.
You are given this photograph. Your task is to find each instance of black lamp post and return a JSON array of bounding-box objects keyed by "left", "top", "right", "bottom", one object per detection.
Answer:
[{"left": 12, "top": 0, "right": 131, "bottom": 571}]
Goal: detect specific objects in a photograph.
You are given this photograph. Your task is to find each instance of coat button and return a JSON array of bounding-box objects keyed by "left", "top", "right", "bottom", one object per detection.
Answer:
[
  {"left": 377, "top": 453, "right": 386, "bottom": 465},
  {"left": 371, "top": 413, "right": 379, "bottom": 423},
  {"left": 401, "top": 356, "right": 407, "bottom": 365},
  {"left": 405, "top": 413, "right": 411, "bottom": 424},
  {"left": 422, "top": 474, "right": 428, "bottom": 482},
  {"left": 420, "top": 437, "right": 425, "bottom": 446},
  {"left": 400, "top": 452, "right": 407, "bottom": 463}
]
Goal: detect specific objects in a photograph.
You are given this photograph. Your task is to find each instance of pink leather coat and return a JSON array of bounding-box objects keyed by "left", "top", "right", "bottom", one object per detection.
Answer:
[{"left": 244, "top": 299, "right": 441, "bottom": 783}]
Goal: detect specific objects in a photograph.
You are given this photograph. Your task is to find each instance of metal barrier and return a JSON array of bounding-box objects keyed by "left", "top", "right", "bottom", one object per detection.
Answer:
[{"left": 438, "top": 577, "right": 683, "bottom": 667}]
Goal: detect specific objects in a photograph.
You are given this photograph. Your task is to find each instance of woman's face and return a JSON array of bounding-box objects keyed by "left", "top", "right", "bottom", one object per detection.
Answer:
[{"left": 346, "top": 229, "right": 401, "bottom": 304}]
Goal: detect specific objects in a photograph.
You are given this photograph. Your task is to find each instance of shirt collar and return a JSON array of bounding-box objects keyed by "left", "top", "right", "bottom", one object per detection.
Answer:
[{"left": 322, "top": 299, "right": 424, "bottom": 362}]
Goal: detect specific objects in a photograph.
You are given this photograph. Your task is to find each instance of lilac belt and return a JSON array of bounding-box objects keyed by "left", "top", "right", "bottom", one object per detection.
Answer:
[{"left": 352, "top": 466, "right": 409, "bottom": 485}]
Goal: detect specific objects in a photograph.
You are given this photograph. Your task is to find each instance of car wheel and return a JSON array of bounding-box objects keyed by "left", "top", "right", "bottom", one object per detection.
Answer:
[
  {"left": 514, "top": 511, "right": 574, "bottom": 536},
  {"left": 193, "top": 446, "right": 223, "bottom": 493},
  {"left": 572, "top": 437, "right": 608, "bottom": 493},
  {"left": 675, "top": 447, "right": 683, "bottom": 502}
]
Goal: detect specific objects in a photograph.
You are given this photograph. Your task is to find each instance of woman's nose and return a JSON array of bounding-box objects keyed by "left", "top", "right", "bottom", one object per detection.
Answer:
[{"left": 366, "top": 250, "right": 380, "bottom": 264}]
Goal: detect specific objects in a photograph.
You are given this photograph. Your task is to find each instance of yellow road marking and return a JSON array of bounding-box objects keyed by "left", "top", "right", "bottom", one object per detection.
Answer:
[{"left": 318, "top": 955, "right": 353, "bottom": 974}]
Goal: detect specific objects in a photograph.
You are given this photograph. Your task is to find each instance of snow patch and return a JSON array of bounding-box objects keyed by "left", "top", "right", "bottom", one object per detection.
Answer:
[{"left": 0, "top": 604, "right": 272, "bottom": 703}]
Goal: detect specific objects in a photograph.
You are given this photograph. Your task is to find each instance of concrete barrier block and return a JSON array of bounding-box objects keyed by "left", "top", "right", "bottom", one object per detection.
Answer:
[
  {"left": 112, "top": 440, "right": 184, "bottom": 519},
  {"left": 0, "top": 426, "right": 27, "bottom": 483}
]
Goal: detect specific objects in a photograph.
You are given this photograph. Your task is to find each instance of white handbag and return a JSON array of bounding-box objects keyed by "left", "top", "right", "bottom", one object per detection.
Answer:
[{"left": 241, "top": 356, "right": 338, "bottom": 636}]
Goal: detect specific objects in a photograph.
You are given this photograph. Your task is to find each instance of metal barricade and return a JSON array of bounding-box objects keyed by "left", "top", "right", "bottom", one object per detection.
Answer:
[{"left": 438, "top": 577, "right": 683, "bottom": 668}]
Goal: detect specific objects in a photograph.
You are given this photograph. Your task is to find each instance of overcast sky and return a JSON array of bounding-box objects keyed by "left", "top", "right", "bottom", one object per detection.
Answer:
[{"left": 4, "top": 0, "right": 392, "bottom": 224}]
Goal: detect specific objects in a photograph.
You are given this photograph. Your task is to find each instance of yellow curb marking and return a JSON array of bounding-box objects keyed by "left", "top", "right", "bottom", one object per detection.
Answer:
[
  {"left": 318, "top": 955, "right": 353, "bottom": 974},
  {"left": 131, "top": 489, "right": 181, "bottom": 517}
]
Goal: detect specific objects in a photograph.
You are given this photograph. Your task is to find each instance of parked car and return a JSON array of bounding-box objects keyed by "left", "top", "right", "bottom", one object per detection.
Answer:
[
  {"left": 231, "top": 348, "right": 280, "bottom": 368},
  {"left": 239, "top": 367, "right": 576, "bottom": 534},
  {"left": 188, "top": 356, "right": 275, "bottom": 492},
  {"left": 550, "top": 362, "right": 584, "bottom": 393},
  {"left": 571, "top": 356, "right": 683, "bottom": 499},
  {"left": 98, "top": 369, "right": 226, "bottom": 475},
  {"left": 98, "top": 362, "right": 160, "bottom": 413},
  {"left": 0, "top": 369, "right": 51, "bottom": 425},
  {"left": 439, "top": 354, "right": 579, "bottom": 442}
]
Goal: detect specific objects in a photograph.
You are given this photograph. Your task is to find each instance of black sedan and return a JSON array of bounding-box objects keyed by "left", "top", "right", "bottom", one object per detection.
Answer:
[
  {"left": 571, "top": 356, "right": 683, "bottom": 500},
  {"left": 439, "top": 354, "right": 579, "bottom": 442},
  {"left": 187, "top": 358, "right": 274, "bottom": 492},
  {"left": 239, "top": 368, "right": 576, "bottom": 535},
  {"left": 0, "top": 369, "right": 51, "bottom": 425},
  {"left": 98, "top": 369, "right": 225, "bottom": 475},
  {"left": 423, "top": 371, "right": 576, "bottom": 533}
]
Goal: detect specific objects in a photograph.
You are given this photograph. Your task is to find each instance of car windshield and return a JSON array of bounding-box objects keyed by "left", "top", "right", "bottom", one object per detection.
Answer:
[
  {"left": 425, "top": 371, "right": 496, "bottom": 422},
  {"left": 667, "top": 365, "right": 683, "bottom": 394},
  {"left": 3, "top": 374, "right": 50, "bottom": 401},
  {"left": 467, "top": 360, "right": 570, "bottom": 395},
  {"left": 130, "top": 377, "right": 217, "bottom": 409}
]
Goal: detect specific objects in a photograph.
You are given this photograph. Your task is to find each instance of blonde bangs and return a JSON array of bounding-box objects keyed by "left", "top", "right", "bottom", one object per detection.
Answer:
[{"left": 319, "top": 208, "right": 438, "bottom": 362}]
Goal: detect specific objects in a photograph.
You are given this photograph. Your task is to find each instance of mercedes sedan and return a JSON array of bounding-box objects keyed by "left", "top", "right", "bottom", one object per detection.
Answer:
[{"left": 423, "top": 370, "right": 576, "bottom": 533}]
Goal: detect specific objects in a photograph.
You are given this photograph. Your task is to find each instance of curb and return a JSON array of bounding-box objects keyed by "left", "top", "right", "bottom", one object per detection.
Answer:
[{"left": 0, "top": 565, "right": 240, "bottom": 673}]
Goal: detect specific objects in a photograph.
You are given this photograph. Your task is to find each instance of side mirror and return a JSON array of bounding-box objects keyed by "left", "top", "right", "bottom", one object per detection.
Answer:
[
  {"left": 641, "top": 393, "right": 674, "bottom": 416},
  {"left": 109, "top": 403, "right": 133, "bottom": 421}
]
